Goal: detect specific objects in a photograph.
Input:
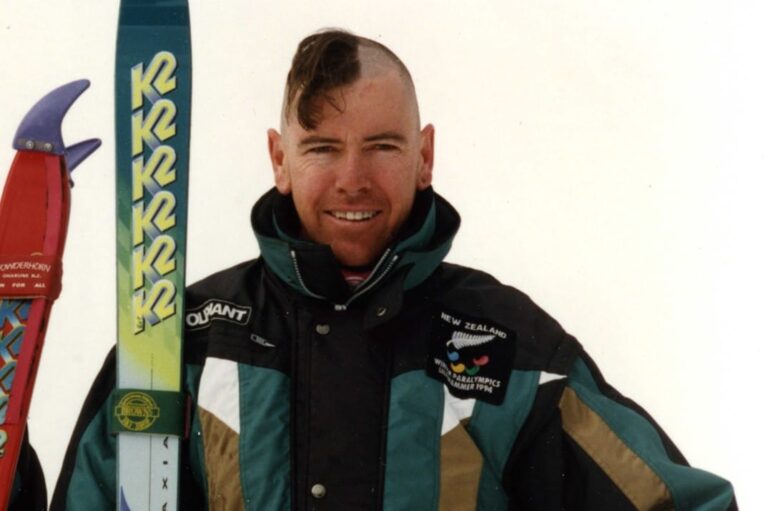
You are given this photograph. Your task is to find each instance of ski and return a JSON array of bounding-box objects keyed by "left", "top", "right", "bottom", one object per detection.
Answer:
[
  {"left": 113, "top": 0, "right": 191, "bottom": 510},
  {"left": 0, "top": 80, "right": 100, "bottom": 508}
]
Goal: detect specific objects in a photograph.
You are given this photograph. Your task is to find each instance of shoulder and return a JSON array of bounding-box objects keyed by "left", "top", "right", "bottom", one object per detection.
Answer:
[
  {"left": 186, "top": 258, "right": 263, "bottom": 308},
  {"left": 182, "top": 258, "right": 264, "bottom": 361},
  {"left": 438, "top": 262, "right": 525, "bottom": 301},
  {"left": 434, "top": 262, "right": 581, "bottom": 373},
  {"left": 437, "top": 263, "right": 551, "bottom": 320}
]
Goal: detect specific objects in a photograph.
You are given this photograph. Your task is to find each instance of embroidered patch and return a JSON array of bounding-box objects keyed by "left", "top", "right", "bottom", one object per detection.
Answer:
[
  {"left": 185, "top": 299, "right": 251, "bottom": 330},
  {"left": 427, "top": 310, "right": 515, "bottom": 405}
]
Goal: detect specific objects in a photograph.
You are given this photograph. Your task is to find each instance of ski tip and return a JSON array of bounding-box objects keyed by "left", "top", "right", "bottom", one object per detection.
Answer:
[
  {"left": 65, "top": 138, "right": 102, "bottom": 178},
  {"left": 119, "top": 487, "right": 132, "bottom": 511},
  {"left": 12, "top": 79, "right": 92, "bottom": 155}
]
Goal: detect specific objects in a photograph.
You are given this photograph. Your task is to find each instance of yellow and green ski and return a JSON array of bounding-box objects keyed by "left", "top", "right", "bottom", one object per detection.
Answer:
[{"left": 113, "top": 1, "right": 191, "bottom": 509}]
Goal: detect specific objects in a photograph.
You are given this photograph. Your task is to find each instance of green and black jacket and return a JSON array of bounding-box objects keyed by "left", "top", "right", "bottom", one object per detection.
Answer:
[{"left": 51, "top": 188, "right": 736, "bottom": 510}]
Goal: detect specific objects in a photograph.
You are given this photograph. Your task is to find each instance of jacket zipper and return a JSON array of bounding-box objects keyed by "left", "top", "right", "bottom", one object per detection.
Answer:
[
  {"left": 292, "top": 247, "right": 400, "bottom": 310},
  {"left": 336, "top": 252, "right": 400, "bottom": 311},
  {"left": 290, "top": 250, "right": 325, "bottom": 299}
]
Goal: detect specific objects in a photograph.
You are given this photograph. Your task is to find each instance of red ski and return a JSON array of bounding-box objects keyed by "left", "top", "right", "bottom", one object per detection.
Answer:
[{"left": 0, "top": 80, "right": 100, "bottom": 508}]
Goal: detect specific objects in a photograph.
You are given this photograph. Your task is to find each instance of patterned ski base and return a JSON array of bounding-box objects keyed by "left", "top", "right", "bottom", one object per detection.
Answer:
[{"left": 0, "top": 300, "right": 29, "bottom": 450}]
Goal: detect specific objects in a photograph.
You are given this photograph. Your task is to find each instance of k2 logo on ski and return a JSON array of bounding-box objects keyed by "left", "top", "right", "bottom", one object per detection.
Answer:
[
  {"left": 428, "top": 310, "right": 515, "bottom": 405},
  {"left": 130, "top": 51, "right": 181, "bottom": 334},
  {"left": 186, "top": 299, "right": 251, "bottom": 330}
]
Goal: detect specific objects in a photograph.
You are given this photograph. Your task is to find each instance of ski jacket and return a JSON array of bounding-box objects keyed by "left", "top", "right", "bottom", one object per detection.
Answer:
[{"left": 50, "top": 188, "right": 736, "bottom": 510}]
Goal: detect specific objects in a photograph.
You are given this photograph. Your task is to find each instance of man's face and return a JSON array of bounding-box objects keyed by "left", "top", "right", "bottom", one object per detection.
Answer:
[{"left": 268, "top": 69, "right": 434, "bottom": 267}]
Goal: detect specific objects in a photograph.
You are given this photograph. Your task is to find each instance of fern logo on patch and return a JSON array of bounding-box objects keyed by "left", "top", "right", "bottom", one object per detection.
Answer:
[{"left": 447, "top": 332, "right": 494, "bottom": 375}]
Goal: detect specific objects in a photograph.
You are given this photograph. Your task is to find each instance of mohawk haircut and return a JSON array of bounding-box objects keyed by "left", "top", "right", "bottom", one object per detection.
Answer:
[{"left": 284, "top": 29, "right": 414, "bottom": 130}]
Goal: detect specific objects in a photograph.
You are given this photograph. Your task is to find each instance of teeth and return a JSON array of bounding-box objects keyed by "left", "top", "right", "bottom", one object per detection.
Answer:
[{"left": 332, "top": 211, "right": 377, "bottom": 221}]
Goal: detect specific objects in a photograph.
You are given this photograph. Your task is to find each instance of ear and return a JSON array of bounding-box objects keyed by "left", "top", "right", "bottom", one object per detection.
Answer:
[
  {"left": 268, "top": 128, "right": 291, "bottom": 194},
  {"left": 416, "top": 124, "right": 435, "bottom": 190}
]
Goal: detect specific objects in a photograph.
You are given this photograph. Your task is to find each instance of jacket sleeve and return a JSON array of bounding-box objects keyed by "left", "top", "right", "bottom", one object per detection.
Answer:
[
  {"left": 50, "top": 348, "right": 207, "bottom": 511},
  {"left": 50, "top": 348, "right": 118, "bottom": 510},
  {"left": 503, "top": 352, "right": 737, "bottom": 510},
  {"left": 6, "top": 429, "right": 47, "bottom": 510}
]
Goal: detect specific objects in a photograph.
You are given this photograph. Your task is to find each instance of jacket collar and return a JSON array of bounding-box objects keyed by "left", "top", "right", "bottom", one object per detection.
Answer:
[{"left": 251, "top": 187, "right": 460, "bottom": 306}]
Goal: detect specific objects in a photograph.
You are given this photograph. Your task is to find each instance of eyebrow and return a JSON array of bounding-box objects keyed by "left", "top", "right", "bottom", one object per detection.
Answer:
[
  {"left": 363, "top": 132, "right": 407, "bottom": 144},
  {"left": 298, "top": 136, "right": 341, "bottom": 147},
  {"left": 297, "top": 131, "right": 408, "bottom": 147}
]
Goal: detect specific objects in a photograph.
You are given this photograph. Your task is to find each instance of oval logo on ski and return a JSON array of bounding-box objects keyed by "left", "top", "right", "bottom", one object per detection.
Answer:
[{"left": 114, "top": 391, "right": 161, "bottom": 432}]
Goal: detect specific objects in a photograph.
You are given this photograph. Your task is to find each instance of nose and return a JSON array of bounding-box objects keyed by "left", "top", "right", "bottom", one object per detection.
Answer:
[{"left": 334, "top": 150, "right": 370, "bottom": 196}]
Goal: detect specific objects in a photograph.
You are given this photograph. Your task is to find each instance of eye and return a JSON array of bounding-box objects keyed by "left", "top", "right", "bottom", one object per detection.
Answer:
[
  {"left": 370, "top": 143, "right": 399, "bottom": 152},
  {"left": 307, "top": 145, "right": 337, "bottom": 154}
]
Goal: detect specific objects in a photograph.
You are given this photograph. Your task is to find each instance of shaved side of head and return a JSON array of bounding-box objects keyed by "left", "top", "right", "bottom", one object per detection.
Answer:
[{"left": 281, "top": 29, "right": 420, "bottom": 132}]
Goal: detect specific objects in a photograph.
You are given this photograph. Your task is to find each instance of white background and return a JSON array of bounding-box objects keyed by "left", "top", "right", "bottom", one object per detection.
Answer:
[{"left": 1, "top": 1, "right": 765, "bottom": 508}]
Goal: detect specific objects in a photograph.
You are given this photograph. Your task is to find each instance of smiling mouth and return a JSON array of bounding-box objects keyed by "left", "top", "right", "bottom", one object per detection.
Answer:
[{"left": 328, "top": 210, "right": 381, "bottom": 222}]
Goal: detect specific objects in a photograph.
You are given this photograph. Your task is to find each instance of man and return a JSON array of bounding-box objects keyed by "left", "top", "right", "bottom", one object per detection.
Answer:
[{"left": 48, "top": 30, "right": 735, "bottom": 510}]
